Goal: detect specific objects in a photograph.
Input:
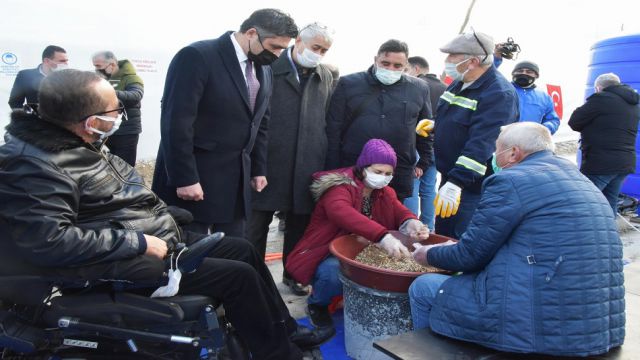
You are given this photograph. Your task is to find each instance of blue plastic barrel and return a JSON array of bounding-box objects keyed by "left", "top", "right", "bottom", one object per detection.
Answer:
[{"left": 583, "top": 34, "right": 640, "bottom": 198}]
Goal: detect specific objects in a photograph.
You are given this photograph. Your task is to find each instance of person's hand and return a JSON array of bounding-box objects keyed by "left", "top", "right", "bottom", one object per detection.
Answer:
[
  {"left": 434, "top": 182, "right": 462, "bottom": 218},
  {"left": 176, "top": 183, "right": 204, "bottom": 201},
  {"left": 414, "top": 167, "right": 424, "bottom": 178},
  {"left": 493, "top": 43, "right": 503, "bottom": 59},
  {"left": 412, "top": 240, "right": 456, "bottom": 266},
  {"left": 251, "top": 176, "right": 268, "bottom": 192},
  {"left": 416, "top": 119, "right": 434, "bottom": 137},
  {"left": 399, "top": 219, "right": 430, "bottom": 241},
  {"left": 376, "top": 233, "right": 411, "bottom": 258},
  {"left": 144, "top": 234, "right": 168, "bottom": 260}
]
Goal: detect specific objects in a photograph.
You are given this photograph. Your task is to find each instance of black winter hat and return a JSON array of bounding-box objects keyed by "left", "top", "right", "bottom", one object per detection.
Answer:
[{"left": 512, "top": 61, "right": 539, "bottom": 77}]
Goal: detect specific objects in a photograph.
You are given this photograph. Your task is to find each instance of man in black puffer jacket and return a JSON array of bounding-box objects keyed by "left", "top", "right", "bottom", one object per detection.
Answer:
[
  {"left": 0, "top": 70, "right": 331, "bottom": 360},
  {"left": 569, "top": 72, "right": 640, "bottom": 215}
]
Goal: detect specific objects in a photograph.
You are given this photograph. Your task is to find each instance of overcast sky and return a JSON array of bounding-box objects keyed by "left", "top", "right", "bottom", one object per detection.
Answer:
[{"left": 1, "top": 0, "right": 639, "bottom": 158}]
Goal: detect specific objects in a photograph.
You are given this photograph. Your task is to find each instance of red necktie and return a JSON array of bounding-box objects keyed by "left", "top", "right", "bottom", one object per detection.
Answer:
[{"left": 245, "top": 60, "right": 260, "bottom": 112}]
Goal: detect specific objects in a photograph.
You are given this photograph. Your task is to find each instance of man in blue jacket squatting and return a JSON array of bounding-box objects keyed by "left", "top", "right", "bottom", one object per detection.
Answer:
[{"left": 409, "top": 122, "right": 625, "bottom": 357}]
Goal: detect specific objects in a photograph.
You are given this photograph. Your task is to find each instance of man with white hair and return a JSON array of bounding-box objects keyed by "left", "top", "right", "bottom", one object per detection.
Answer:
[
  {"left": 409, "top": 122, "right": 625, "bottom": 356},
  {"left": 249, "top": 23, "right": 336, "bottom": 297},
  {"left": 569, "top": 72, "right": 640, "bottom": 215},
  {"left": 432, "top": 31, "right": 519, "bottom": 239}
]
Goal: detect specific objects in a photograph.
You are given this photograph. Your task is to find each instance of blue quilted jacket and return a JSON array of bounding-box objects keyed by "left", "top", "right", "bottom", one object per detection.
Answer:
[{"left": 427, "top": 150, "right": 625, "bottom": 356}]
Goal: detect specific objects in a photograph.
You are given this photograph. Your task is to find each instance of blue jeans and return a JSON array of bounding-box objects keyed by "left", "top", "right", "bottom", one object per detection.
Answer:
[
  {"left": 434, "top": 189, "right": 481, "bottom": 239},
  {"left": 403, "top": 165, "right": 437, "bottom": 230},
  {"left": 308, "top": 256, "right": 342, "bottom": 306},
  {"left": 408, "top": 273, "right": 450, "bottom": 329},
  {"left": 585, "top": 173, "right": 627, "bottom": 216}
]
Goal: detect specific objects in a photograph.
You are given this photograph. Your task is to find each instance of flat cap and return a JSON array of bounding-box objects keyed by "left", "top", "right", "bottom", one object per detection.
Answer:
[{"left": 440, "top": 32, "right": 494, "bottom": 56}]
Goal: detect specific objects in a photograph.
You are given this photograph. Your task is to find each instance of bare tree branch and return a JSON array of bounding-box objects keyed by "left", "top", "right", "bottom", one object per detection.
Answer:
[{"left": 458, "top": 0, "right": 478, "bottom": 34}]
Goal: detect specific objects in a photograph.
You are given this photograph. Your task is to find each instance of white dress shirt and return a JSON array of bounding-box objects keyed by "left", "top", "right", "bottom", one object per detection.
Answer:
[{"left": 230, "top": 32, "right": 256, "bottom": 85}]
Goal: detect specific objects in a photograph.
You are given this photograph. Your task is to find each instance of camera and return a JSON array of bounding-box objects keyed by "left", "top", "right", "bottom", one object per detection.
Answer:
[{"left": 496, "top": 37, "right": 521, "bottom": 60}]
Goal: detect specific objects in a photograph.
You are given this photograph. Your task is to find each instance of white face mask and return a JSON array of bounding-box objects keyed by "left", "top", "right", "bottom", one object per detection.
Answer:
[
  {"left": 297, "top": 45, "right": 324, "bottom": 68},
  {"left": 375, "top": 66, "right": 403, "bottom": 85},
  {"left": 52, "top": 63, "right": 68, "bottom": 72},
  {"left": 151, "top": 247, "right": 185, "bottom": 298},
  {"left": 85, "top": 113, "right": 123, "bottom": 141},
  {"left": 364, "top": 168, "right": 393, "bottom": 189},
  {"left": 444, "top": 57, "right": 471, "bottom": 82}
]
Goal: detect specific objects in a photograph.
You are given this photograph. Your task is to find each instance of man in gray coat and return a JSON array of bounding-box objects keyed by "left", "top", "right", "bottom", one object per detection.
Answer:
[{"left": 249, "top": 23, "right": 336, "bottom": 295}]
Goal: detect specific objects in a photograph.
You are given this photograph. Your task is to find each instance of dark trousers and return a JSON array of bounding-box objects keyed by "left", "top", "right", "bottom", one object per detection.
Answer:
[
  {"left": 107, "top": 134, "right": 139, "bottom": 167},
  {"left": 183, "top": 185, "right": 247, "bottom": 238},
  {"left": 248, "top": 210, "right": 311, "bottom": 277},
  {"left": 47, "top": 236, "right": 299, "bottom": 360},
  {"left": 585, "top": 173, "right": 628, "bottom": 216},
  {"left": 183, "top": 219, "right": 246, "bottom": 238},
  {"left": 435, "top": 189, "right": 481, "bottom": 239}
]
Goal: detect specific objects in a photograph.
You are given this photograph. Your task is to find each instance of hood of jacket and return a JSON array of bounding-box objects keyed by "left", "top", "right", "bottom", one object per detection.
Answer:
[
  {"left": 310, "top": 169, "right": 357, "bottom": 201},
  {"left": 117, "top": 59, "right": 138, "bottom": 77},
  {"left": 603, "top": 84, "right": 639, "bottom": 105},
  {"left": 6, "top": 111, "right": 91, "bottom": 153}
]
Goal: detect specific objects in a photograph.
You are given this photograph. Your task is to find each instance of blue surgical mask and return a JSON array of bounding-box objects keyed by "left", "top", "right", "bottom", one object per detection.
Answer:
[
  {"left": 491, "top": 148, "right": 513, "bottom": 173},
  {"left": 375, "top": 66, "right": 403, "bottom": 85},
  {"left": 491, "top": 153, "right": 502, "bottom": 173},
  {"left": 444, "top": 58, "right": 471, "bottom": 82},
  {"left": 86, "top": 113, "right": 123, "bottom": 141}
]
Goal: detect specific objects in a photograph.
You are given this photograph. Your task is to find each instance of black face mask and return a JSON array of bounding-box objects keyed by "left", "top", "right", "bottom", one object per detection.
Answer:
[
  {"left": 513, "top": 74, "right": 535, "bottom": 88},
  {"left": 247, "top": 34, "right": 279, "bottom": 66},
  {"left": 97, "top": 68, "right": 111, "bottom": 80}
]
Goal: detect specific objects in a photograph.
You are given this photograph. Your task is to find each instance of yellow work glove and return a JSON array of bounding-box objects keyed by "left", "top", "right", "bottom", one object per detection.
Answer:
[
  {"left": 434, "top": 182, "right": 462, "bottom": 218},
  {"left": 416, "top": 119, "right": 435, "bottom": 137}
]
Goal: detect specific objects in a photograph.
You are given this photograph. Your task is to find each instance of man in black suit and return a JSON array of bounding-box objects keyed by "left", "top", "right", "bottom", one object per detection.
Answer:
[
  {"left": 153, "top": 9, "right": 298, "bottom": 237},
  {"left": 8, "top": 45, "right": 68, "bottom": 109}
]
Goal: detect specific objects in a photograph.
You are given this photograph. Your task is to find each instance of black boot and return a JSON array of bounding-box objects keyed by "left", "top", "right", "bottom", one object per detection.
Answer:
[{"left": 306, "top": 304, "right": 334, "bottom": 328}]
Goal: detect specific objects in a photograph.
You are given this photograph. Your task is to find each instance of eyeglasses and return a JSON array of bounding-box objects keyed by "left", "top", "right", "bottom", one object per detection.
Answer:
[
  {"left": 471, "top": 29, "right": 489, "bottom": 63},
  {"left": 82, "top": 100, "right": 127, "bottom": 121}
]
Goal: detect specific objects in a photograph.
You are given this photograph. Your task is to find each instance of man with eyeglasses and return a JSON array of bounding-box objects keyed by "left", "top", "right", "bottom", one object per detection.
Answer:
[
  {"left": 8, "top": 45, "right": 68, "bottom": 109},
  {"left": 432, "top": 31, "right": 518, "bottom": 239},
  {"left": 92, "top": 51, "right": 144, "bottom": 167},
  {"left": 152, "top": 9, "right": 298, "bottom": 238},
  {"left": 0, "top": 69, "right": 330, "bottom": 360}
]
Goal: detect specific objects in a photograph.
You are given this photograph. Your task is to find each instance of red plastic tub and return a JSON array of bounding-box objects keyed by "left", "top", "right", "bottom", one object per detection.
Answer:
[{"left": 329, "top": 232, "right": 456, "bottom": 293}]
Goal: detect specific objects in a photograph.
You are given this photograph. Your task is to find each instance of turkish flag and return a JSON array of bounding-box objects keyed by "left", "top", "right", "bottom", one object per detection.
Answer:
[
  {"left": 443, "top": 75, "right": 454, "bottom": 85},
  {"left": 546, "top": 84, "right": 563, "bottom": 119}
]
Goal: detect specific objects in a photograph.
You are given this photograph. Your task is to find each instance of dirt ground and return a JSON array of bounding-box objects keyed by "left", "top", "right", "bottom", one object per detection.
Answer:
[{"left": 134, "top": 159, "right": 156, "bottom": 186}]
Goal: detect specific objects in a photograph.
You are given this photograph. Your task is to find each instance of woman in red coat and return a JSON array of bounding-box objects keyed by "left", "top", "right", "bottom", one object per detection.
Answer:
[{"left": 286, "top": 139, "right": 429, "bottom": 335}]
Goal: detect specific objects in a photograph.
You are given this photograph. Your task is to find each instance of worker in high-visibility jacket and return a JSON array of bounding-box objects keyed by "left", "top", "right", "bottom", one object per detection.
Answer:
[{"left": 429, "top": 31, "right": 519, "bottom": 239}]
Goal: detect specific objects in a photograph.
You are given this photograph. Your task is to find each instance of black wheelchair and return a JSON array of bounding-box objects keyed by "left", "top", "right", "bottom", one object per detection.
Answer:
[{"left": 0, "top": 233, "right": 250, "bottom": 359}]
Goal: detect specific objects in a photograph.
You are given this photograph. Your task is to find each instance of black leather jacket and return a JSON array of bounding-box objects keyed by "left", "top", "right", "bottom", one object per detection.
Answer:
[{"left": 0, "top": 112, "right": 180, "bottom": 274}]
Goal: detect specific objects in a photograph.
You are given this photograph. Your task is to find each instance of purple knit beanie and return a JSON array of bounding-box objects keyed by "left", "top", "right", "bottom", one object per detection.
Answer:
[{"left": 356, "top": 139, "right": 397, "bottom": 168}]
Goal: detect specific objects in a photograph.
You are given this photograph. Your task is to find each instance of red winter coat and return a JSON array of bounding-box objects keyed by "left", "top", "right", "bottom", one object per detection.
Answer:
[{"left": 285, "top": 167, "right": 416, "bottom": 285}]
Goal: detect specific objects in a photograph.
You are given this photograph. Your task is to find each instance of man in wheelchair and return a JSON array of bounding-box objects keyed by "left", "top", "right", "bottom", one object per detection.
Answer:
[{"left": 0, "top": 70, "right": 331, "bottom": 359}]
